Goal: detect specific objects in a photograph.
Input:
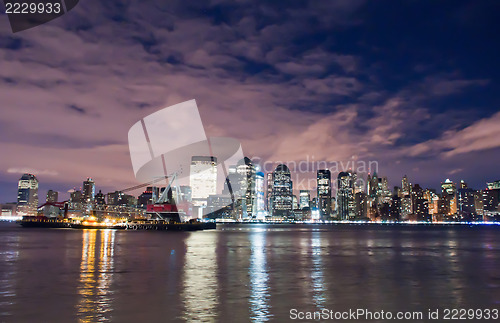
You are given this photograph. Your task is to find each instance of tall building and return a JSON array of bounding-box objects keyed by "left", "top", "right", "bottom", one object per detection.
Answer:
[
  {"left": 236, "top": 157, "right": 256, "bottom": 218},
  {"left": 190, "top": 156, "right": 217, "bottom": 207},
  {"left": 95, "top": 190, "right": 106, "bottom": 205},
  {"left": 354, "top": 191, "right": 368, "bottom": 219},
  {"left": 440, "top": 179, "right": 457, "bottom": 216},
  {"left": 412, "top": 184, "right": 430, "bottom": 221},
  {"left": 337, "top": 171, "right": 355, "bottom": 220},
  {"left": 317, "top": 170, "right": 331, "bottom": 218},
  {"left": 400, "top": 175, "right": 412, "bottom": 220},
  {"left": 299, "top": 190, "right": 310, "bottom": 209},
  {"left": 17, "top": 174, "right": 39, "bottom": 216},
  {"left": 70, "top": 190, "right": 83, "bottom": 203},
  {"left": 272, "top": 164, "right": 293, "bottom": 217},
  {"left": 46, "top": 190, "right": 58, "bottom": 203},
  {"left": 253, "top": 171, "right": 266, "bottom": 219},
  {"left": 457, "top": 183, "right": 477, "bottom": 220},
  {"left": 266, "top": 172, "right": 273, "bottom": 213},
  {"left": 82, "top": 178, "right": 95, "bottom": 203}
]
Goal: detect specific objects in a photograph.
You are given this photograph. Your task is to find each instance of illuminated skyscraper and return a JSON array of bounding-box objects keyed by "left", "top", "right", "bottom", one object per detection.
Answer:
[
  {"left": 266, "top": 172, "right": 273, "bottom": 213},
  {"left": 299, "top": 190, "right": 310, "bottom": 209},
  {"left": 457, "top": 182, "right": 477, "bottom": 221},
  {"left": 253, "top": 171, "right": 265, "bottom": 219},
  {"left": 190, "top": 156, "right": 217, "bottom": 207},
  {"left": 337, "top": 171, "right": 355, "bottom": 220},
  {"left": 95, "top": 190, "right": 106, "bottom": 205},
  {"left": 272, "top": 164, "right": 293, "bottom": 217},
  {"left": 17, "top": 173, "right": 39, "bottom": 216},
  {"left": 236, "top": 157, "right": 256, "bottom": 218},
  {"left": 46, "top": 190, "right": 58, "bottom": 203},
  {"left": 83, "top": 178, "right": 95, "bottom": 203},
  {"left": 317, "top": 169, "right": 331, "bottom": 218},
  {"left": 440, "top": 179, "right": 457, "bottom": 216},
  {"left": 412, "top": 184, "right": 430, "bottom": 221}
]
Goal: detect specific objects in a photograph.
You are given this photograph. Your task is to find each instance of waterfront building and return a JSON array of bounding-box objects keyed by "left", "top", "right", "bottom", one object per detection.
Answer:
[
  {"left": 190, "top": 156, "right": 217, "bottom": 207},
  {"left": 95, "top": 190, "right": 106, "bottom": 205},
  {"left": 411, "top": 184, "right": 430, "bottom": 221},
  {"left": 16, "top": 174, "right": 38, "bottom": 216},
  {"left": 253, "top": 171, "right": 266, "bottom": 218},
  {"left": 46, "top": 190, "right": 58, "bottom": 203},
  {"left": 457, "top": 184, "right": 477, "bottom": 221},
  {"left": 292, "top": 195, "right": 298, "bottom": 210},
  {"left": 354, "top": 191, "right": 368, "bottom": 219},
  {"left": 299, "top": 190, "right": 310, "bottom": 209},
  {"left": 236, "top": 157, "right": 256, "bottom": 218},
  {"left": 266, "top": 172, "right": 273, "bottom": 214},
  {"left": 206, "top": 194, "right": 233, "bottom": 218},
  {"left": 272, "top": 164, "right": 293, "bottom": 217},
  {"left": 83, "top": 178, "right": 95, "bottom": 203},
  {"left": 440, "top": 179, "right": 457, "bottom": 216},
  {"left": 317, "top": 169, "right": 331, "bottom": 218},
  {"left": 337, "top": 171, "right": 355, "bottom": 220}
]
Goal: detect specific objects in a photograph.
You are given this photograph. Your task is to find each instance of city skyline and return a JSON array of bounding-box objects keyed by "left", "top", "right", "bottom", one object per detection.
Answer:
[
  {"left": 1, "top": 1, "right": 500, "bottom": 202},
  {"left": 4, "top": 157, "right": 500, "bottom": 223}
]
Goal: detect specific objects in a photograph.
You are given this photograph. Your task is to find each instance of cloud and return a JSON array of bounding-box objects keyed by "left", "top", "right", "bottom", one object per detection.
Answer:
[{"left": 7, "top": 168, "right": 58, "bottom": 176}]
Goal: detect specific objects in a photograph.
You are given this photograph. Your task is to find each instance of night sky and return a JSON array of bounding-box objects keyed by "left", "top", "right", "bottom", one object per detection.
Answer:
[{"left": 1, "top": 0, "right": 499, "bottom": 202}]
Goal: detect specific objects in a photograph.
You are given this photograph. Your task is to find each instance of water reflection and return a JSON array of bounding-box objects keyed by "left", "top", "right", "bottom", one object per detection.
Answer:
[
  {"left": 249, "top": 231, "right": 271, "bottom": 322},
  {"left": 76, "top": 229, "right": 116, "bottom": 322},
  {"left": 0, "top": 237, "right": 19, "bottom": 316},
  {"left": 310, "top": 232, "right": 326, "bottom": 309},
  {"left": 182, "top": 233, "right": 218, "bottom": 321}
]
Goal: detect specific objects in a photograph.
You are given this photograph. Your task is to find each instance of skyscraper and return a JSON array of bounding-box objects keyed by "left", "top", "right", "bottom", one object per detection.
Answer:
[
  {"left": 83, "top": 178, "right": 95, "bottom": 203},
  {"left": 253, "top": 171, "right": 266, "bottom": 219},
  {"left": 317, "top": 169, "right": 331, "bottom": 218},
  {"left": 440, "top": 179, "right": 457, "bottom": 217},
  {"left": 46, "top": 190, "right": 58, "bottom": 203},
  {"left": 190, "top": 156, "right": 217, "bottom": 207},
  {"left": 299, "top": 190, "right": 310, "bottom": 209},
  {"left": 337, "top": 171, "right": 355, "bottom": 220},
  {"left": 17, "top": 173, "right": 39, "bottom": 216},
  {"left": 266, "top": 172, "right": 274, "bottom": 214},
  {"left": 236, "top": 157, "right": 256, "bottom": 218},
  {"left": 272, "top": 164, "right": 293, "bottom": 217}
]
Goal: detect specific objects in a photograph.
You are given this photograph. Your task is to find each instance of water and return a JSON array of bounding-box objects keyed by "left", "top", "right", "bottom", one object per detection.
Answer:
[{"left": 1, "top": 222, "right": 500, "bottom": 322}]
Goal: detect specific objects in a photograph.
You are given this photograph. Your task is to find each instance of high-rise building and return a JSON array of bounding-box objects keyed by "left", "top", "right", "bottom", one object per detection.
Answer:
[
  {"left": 272, "top": 164, "right": 293, "bottom": 217},
  {"left": 441, "top": 179, "right": 457, "bottom": 216},
  {"left": 487, "top": 180, "right": 500, "bottom": 190},
  {"left": 337, "top": 171, "right": 355, "bottom": 220},
  {"left": 82, "top": 178, "right": 95, "bottom": 203},
  {"left": 253, "top": 171, "right": 266, "bottom": 219},
  {"left": 95, "top": 190, "right": 106, "bottom": 205},
  {"left": 236, "top": 157, "right": 256, "bottom": 218},
  {"left": 457, "top": 184, "right": 477, "bottom": 220},
  {"left": 412, "top": 184, "right": 430, "bottom": 221},
  {"left": 266, "top": 172, "right": 274, "bottom": 213},
  {"left": 354, "top": 191, "right": 368, "bottom": 219},
  {"left": 190, "top": 156, "right": 217, "bottom": 207},
  {"left": 317, "top": 170, "right": 331, "bottom": 218},
  {"left": 299, "top": 190, "right": 310, "bottom": 209},
  {"left": 46, "top": 190, "right": 58, "bottom": 203},
  {"left": 17, "top": 174, "right": 39, "bottom": 216}
]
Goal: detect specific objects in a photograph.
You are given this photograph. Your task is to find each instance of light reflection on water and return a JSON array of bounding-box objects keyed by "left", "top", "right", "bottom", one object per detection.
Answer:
[
  {"left": 310, "top": 232, "right": 326, "bottom": 309},
  {"left": 181, "top": 232, "right": 218, "bottom": 322},
  {"left": 76, "top": 229, "right": 115, "bottom": 322},
  {"left": 249, "top": 231, "right": 271, "bottom": 322},
  {"left": 1, "top": 224, "right": 500, "bottom": 321}
]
